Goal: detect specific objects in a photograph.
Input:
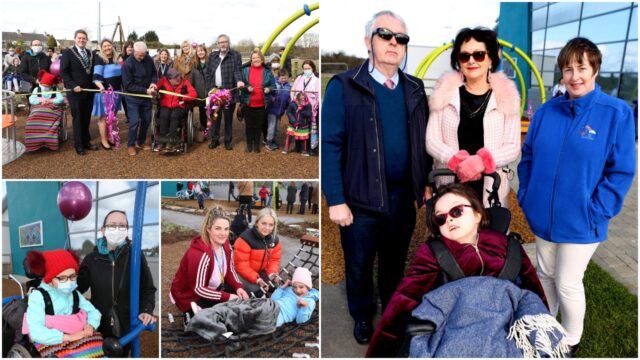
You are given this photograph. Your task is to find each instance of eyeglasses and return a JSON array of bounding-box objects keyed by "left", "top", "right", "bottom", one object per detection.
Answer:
[
  {"left": 373, "top": 28, "right": 410, "bottom": 45},
  {"left": 457, "top": 51, "right": 487, "bottom": 63},
  {"left": 105, "top": 224, "right": 128, "bottom": 231},
  {"left": 433, "top": 204, "right": 473, "bottom": 226},
  {"left": 55, "top": 274, "right": 78, "bottom": 283}
]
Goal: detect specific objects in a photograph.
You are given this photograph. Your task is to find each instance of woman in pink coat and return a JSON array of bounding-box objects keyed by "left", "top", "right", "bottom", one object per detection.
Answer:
[{"left": 426, "top": 27, "right": 520, "bottom": 207}]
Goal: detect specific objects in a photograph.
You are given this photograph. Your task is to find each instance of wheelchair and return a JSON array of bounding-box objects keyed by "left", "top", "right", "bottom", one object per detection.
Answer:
[{"left": 149, "top": 101, "right": 195, "bottom": 154}]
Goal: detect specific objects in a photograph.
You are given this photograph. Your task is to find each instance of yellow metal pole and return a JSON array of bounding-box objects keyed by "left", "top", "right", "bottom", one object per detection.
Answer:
[
  {"left": 261, "top": 3, "right": 319, "bottom": 55},
  {"left": 281, "top": 18, "right": 319, "bottom": 66}
]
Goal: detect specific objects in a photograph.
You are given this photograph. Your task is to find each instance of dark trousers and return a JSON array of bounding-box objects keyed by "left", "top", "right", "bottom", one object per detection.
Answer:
[
  {"left": 68, "top": 92, "right": 94, "bottom": 149},
  {"left": 238, "top": 195, "right": 253, "bottom": 222},
  {"left": 126, "top": 97, "right": 152, "bottom": 147},
  {"left": 286, "top": 202, "right": 294, "bottom": 214},
  {"left": 298, "top": 200, "right": 307, "bottom": 214},
  {"left": 244, "top": 106, "right": 265, "bottom": 150},
  {"left": 311, "top": 203, "right": 318, "bottom": 214},
  {"left": 339, "top": 190, "right": 416, "bottom": 322},
  {"left": 158, "top": 107, "right": 185, "bottom": 138},
  {"left": 196, "top": 102, "right": 207, "bottom": 129},
  {"left": 211, "top": 102, "right": 234, "bottom": 145}
]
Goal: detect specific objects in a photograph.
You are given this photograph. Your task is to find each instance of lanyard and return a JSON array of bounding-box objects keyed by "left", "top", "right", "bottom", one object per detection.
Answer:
[{"left": 212, "top": 247, "right": 225, "bottom": 285}]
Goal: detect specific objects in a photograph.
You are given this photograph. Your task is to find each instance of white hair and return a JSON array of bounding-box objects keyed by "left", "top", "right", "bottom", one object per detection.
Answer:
[
  {"left": 217, "top": 34, "right": 230, "bottom": 44},
  {"left": 133, "top": 41, "right": 147, "bottom": 53},
  {"left": 364, "top": 10, "right": 408, "bottom": 37}
]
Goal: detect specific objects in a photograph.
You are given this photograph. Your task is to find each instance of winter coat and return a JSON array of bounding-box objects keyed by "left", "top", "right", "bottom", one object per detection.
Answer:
[
  {"left": 20, "top": 52, "right": 52, "bottom": 85},
  {"left": 366, "top": 229, "right": 546, "bottom": 357},
  {"left": 237, "top": 181, "right": 253, "bottom": 197},
  {"left": 153, "top": 59, "right": 174, "bottom": 80},
  {"left": 25, "top": 283, "right": 102, "bottom": 345},
  {"left": 173, "top": 52, "right": 196, "bottom": 77},
  {"left": 233, "top": 227, "right": 282, "bottom": 283},
  {"left": 77, "top": 238, "right": 156, "bottom": 338},
  {"left": 286, "top": 101, "right": 312, "bottom": 128},
  {"left": 518, "top": 84, "right": 636, "bottom": 244},
  {"left": 426, "top": 71, "right": 521, "bottom": 207},
  {"left": 170, "top": 236, "right": 244, "bottom": 313},
  {"left": 267, "top": 81, "right": 291, "bottom": 116},
  {"left": 311, "top": 185, "right": 319, "bottom": 205},
  {"left": 259, "top": 187, "right": 270, "bottom": 199},
  {"left": 156, "top": 77, "right": 197, "bottom": 109},
  {"left": 321, "top": 60, "right": 432, "bottom": 213},
  {"left": 239, "top": 64, "right": 276, "bottom": 107},
  {"left": 291, "top": 74, "right": 320, "bottom": 116},
  {"left": 287, "top": 184, "right": 297, "bottom": 203},
  {"left": 190, "top": 61, "right": 208, "bottom": 99},
  {"left": 272, "top": 286, "right": 319, "bottom": 327},
  {"left": 299, "top": 183, "right": 309, "bottom": 201},
  {"left": 205, "top": 49, "right": 243, "bottom": 102}
]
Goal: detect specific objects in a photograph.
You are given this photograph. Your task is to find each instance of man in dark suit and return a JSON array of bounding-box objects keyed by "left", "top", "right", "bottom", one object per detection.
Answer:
[
  {"left": 204, "top": 34, "right": 244, "bottom": 150},
  {"left": 60, "top": 29, "right": 97, "bottom": 155}
]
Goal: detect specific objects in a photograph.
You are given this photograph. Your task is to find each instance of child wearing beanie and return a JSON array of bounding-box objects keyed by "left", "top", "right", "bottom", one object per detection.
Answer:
[
  {"left": 271, "top": 267, "right": 319, "bottom": 327},
  {"left": 23, "top": 249, "right": 103, "bottom": 357}
]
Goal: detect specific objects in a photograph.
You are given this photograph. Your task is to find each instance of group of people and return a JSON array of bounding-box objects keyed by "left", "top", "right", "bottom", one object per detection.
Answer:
[
  {"left": 322, "top": 10, "right": 636, "bottom": 357},
  {"left": 170, "top": 206, "right": 318, "bottom": 329},
  {"left": 21, "top": 210, "right": 157, "bottom": 357},
  {"left": 14, "top": 30, "right": 320, "bottom": 157}
]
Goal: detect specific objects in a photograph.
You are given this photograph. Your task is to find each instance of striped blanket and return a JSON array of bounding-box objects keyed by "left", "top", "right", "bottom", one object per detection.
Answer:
[
  {"left": 34, "top": 333, "right": 104, "bottom": 358},
  {"left": 25, "top": 104, "right": 62, "bottom": 152}
]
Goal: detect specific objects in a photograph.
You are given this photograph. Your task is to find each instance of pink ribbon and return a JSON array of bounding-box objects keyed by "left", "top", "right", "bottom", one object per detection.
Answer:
[
  {"left": 206, "top": 89, "right": 232, "bottom": 128},
  {"left": 104, "top": 86, "right": 121, "bottom": 149}
]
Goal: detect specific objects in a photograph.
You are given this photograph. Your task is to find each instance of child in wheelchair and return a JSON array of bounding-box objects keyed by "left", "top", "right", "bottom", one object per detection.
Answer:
[
  {"left": 155, "top": 67, "right": 196, "bottom": 152},
  {"left": 23, "top": 249, "right": 104, "bottom": 357},
  {"left": 366, "top": 183, "right": 549, "bottom": 357}
]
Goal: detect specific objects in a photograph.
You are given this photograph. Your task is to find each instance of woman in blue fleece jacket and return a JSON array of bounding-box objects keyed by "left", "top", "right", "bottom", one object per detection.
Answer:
[{"left": 517, "top": 37, "right": 636, "bottom": 354}]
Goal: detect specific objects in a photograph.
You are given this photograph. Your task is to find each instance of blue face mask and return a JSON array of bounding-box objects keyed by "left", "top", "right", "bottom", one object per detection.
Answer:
[{"left": 56, "top": 280, "right": 77, "bottom": 295}]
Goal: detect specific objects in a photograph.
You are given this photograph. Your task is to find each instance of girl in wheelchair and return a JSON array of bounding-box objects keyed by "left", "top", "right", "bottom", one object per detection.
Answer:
[
  {"left": 155, "top": 67, "right": 197, "bottom": 152},
  {"left": 366, "top": 183, "right": 548, "bottom": 357},
  {"left": 23, "top": 249, "right": 104, "bottom": 357}
]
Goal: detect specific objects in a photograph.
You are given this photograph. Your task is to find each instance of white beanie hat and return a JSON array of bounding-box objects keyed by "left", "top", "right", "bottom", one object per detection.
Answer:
[{"left": 292, "top": 267, "right": 313, "bottom": 290}]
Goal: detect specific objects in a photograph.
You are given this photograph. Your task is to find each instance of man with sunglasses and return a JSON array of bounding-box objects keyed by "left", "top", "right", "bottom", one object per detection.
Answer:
[{"left": 322, "top": 10, "right": 432, "bottom": 345}]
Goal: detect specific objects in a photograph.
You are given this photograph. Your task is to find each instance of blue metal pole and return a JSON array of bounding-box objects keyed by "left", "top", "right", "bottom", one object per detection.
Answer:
[{"left": 129, "top": 181, "right": 147, "bottom": 357}]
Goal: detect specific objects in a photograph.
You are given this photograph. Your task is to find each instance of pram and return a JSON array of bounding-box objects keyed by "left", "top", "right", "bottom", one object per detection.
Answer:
[
  {"left": 149, "top": 100, "right": 195, "bottom": 154},
  {"left": 396, "top": 169, "right": 551, "bottom": 357},
  {"left": 161, "top": 235, "right": 320, "bottom": 358}
]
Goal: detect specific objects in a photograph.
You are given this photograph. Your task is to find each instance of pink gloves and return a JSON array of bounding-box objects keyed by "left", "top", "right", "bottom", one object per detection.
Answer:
[{"left": 447, "top": 148, "right": 496, "bottom": 183}]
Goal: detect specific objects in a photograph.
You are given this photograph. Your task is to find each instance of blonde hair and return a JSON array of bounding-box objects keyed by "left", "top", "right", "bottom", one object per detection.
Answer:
[
  {"left": 250, "top": 48, "right": 265, "bottom": 64},
  {"left": 200, "top": 206, "right": 230, "bottom": 245},
  {"left": 98, "top": 39, "right": 120, "bottom": 64},
  {"left": 254, "top": 207, "right": 278, "bottom": 239}
]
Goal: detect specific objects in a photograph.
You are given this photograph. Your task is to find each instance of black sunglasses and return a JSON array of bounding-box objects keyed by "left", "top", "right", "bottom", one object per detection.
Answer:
[
  {"left": 373, "top": 28, "right": 410, "bottom": 45},
  {"left": 433, "top": 204, "right": 473, "bottom": 226},
  {"left": 457, "top": 51, "right": 487, "bottom": 63}
]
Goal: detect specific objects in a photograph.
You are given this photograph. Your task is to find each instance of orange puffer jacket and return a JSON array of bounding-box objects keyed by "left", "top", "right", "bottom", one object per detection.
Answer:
[{"left": 233, "top": 227, "right": 282, "bottom": 283}]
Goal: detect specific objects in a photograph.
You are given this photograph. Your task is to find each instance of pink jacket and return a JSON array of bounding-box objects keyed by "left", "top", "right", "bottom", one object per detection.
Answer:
[
  {"left": 22, "top": 309, "right": 88, "bottom": 335},
  {"left": 426, "top": 71, "right": 521, "bottom": 206}
]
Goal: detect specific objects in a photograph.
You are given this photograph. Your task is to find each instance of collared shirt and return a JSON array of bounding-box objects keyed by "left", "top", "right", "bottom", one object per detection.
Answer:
[
  {"left": 368, "top": 62, "right": 399, "bottom": 87},
  {"left": 75, "top": 45, "right": 88, "bottom": 59},
  {"left": 215, "top": 53, "right": 226, "bottom": 87}
]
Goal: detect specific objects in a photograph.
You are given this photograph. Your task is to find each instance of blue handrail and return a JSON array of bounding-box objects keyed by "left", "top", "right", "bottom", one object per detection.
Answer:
[{"left": 129, "top": 181, "right": 148, "bottom": 357}]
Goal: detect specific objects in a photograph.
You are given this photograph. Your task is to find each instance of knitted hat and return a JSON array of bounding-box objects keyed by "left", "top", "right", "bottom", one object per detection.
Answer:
[
  {"left": 37, "top": 70, "right": 56, "bottom": 87},
  {"left": 166, "top": 67, "right": 181, "bottom": 79},
  {"left": 292, "top": 267, "right": 313, "bottom": 290},
  {"left": 26, "top": 249, "right": 80, "bottom": 283}
]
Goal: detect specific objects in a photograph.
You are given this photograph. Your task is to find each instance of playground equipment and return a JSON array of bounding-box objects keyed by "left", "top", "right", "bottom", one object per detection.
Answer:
[
  {"left": 2, "top": 90, "right": 25, "bottom": 165},
  {"left": 261, "top": 3, "right": 319, "bottom": 68},
  {"left": 414, "top": 39, "right": 546, "bottom": 117},
  {"left": 2, "top": 181, "right": 155, "bottom": 358}
]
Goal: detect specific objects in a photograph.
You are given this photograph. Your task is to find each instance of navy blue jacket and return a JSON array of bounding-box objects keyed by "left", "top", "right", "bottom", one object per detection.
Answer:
[
  {"left": 321, "top": 60, "right": 432, "bottom": 213},
  {"left": 122, "top": 54, "right": 158, "bottom": 96}
]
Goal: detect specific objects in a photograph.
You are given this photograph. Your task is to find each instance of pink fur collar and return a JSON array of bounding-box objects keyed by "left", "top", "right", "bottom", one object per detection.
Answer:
[{"left": 429, "top": 71, "right": 520, "bottom": 117}]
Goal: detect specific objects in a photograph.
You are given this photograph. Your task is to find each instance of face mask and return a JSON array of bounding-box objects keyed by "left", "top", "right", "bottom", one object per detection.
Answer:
[
  {"left": 105, "top": 228, "right": 127, "bottom": 247},
  {"left": 31, "top": 46, "right": 43, "bottom": 54},
  {"left": 40, "top": 85, "right": 51, "bottom": 92},
  {"left": 56, "top": 280, "right": 77, "bottom": 295},
  {"left": 303, "top": 69, "right": 313, "bottom": 78},
  {"left": 9, "top": 51, "right": 15, "bottom": 55},
  {"left": 271, "top": 63, "right": 280, "bottom": 69}
]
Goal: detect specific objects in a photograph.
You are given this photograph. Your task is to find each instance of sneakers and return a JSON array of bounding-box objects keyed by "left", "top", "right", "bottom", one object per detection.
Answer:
[
  {"left": 135, "top": 143, "right": 151, "bottom": 151},
  {"left": 190, "top": 301, "right": 202, "bottom": 315},
  {"left": 127, "top": 146, "right": 137, "bottom": 156},
  {"left": 266, "top": 142, "right": 279, "bottom": 151},
  {"left": 282, "top": 150, "right": 288, "bottom": 154},
  {"left": 302, "top": 151, "right": 311, "bottom": 157},
  {"left": 153, "top": 143, "right": 165, "bottom": 152}
]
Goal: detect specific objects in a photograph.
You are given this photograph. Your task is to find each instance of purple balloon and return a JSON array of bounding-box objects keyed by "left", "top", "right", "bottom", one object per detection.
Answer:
[
  {"left": 191, "top": 42, "right": 198, "bottom": 49},
  {"left": 50, "top": 60, "right": 61, "bottom": 76},
  {"left": 57, "top": 181, "right": 92, "bottom": 221}
]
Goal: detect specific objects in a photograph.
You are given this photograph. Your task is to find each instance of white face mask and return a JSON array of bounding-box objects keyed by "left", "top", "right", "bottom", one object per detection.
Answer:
[
  {"left": 303, "top": 69, "right": 313, "bottom": 78},
  {"left": 9, "top": 51, "right": 15, "bottom": 55},
  {"left": 271, "top": 63, "right": 280, "bottom": 69},
  {"left": 105, "top": 228, "right": 127, "bottom": 247},
  {"left": 31, "top": 46, "right": 43, "bottom": 54}
]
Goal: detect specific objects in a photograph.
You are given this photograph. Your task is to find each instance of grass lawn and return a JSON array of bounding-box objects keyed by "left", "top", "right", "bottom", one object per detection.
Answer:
[{"left": 579, "top": 261, "right": 638, "bottom": 357}]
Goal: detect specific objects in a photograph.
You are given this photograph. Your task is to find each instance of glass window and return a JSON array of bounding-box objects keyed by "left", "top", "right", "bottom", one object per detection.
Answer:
[
  {"left": 142, "top": 225, "right": 159, "bottom": 253},
  {"left": 532, "top": 29, "right": 546, "bottom": 51},
  {"left": 582, "top": 2, "right": 630, "bottom": 18},
  {"left": 67, "top": 205, "right": 97, "bottom": 233},
  {"left": 547, "top": 2, "right": 582, "bottom": 26},
  {"left": 144, "top": 183, "right": 159, "bottom": 225},
  {"left": 619, "top": 73, "right": 638, "bottom": 103},
  {"left": 630, "top": 7, "right": 637, "bottom": 40},
  {"left": 597, "top": 72, "right": 621, "bottom": 96},
  {"left": 532, "top": 7, "right": 548, "bottom": 30},
  {"left": 532, "top": 2, "right": 547, "bottom": 10},
  {"left": 599, "top": 42, "right": 626, "bottom": 72},
  {"left": 580, "top": 10, "right": 631, "bottom": 43},
  {"left": 532, "top": 50, "right": 544, "bottom": 72},
  {"left": 542, "top": 48, "right": 560, "bottom": 73},
  {"left": 623, "top": 41, "right": 637, "bottom": 72},
  {"left": 541, "top": 71, "right": 555, "bottom": 89},
  {"left": 545, "top": 22, "right": 579, "bottom": 49},
  {"left": 70, "top": 231, "right": 97, "bottom": 256}
]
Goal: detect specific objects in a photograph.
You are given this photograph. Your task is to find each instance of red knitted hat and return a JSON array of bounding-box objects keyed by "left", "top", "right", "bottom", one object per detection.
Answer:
[
  {"left": 27, "top": 249, "right": 79, "bottom": 283},
  {"left": 37, "top": 70, "right": 56, "bottom": 87}
]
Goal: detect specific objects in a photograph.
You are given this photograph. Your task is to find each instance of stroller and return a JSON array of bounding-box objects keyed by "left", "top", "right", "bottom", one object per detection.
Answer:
[
  {"left": 395, "top": 169, "right": 567, "bottom": 357},
  {"left": 149, "top": 100, "right": 195, "bottom": 154}
]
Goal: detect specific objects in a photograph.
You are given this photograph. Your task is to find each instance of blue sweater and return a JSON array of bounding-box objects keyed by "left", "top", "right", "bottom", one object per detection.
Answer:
[
  {"left": 122, "top": 54, "right": 157, "bottom": 95},
  {"left": 271, "top": 286, "right": 319, "bottom": 327},
  {"left": 518, "top": 85, "right": 636, "bottom": 243}
]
